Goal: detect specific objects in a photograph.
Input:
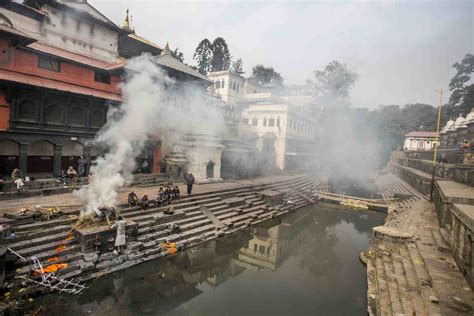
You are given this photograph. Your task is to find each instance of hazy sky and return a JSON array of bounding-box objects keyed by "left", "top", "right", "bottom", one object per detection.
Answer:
[{"left": 90, "top": 0, "right": 473, "bottom": 108}]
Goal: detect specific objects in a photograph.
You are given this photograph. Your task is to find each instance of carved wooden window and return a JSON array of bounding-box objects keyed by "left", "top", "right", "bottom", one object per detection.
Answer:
[
  {"left": 17, "top": 100, "right": 36, "bottom": 121},
  {"left": 94, "top": 72, "right": 111, "bottom": 84},
  {"left": 38, "top": 56, "right": 60, "bottom": 72},
  {"left": 45, "top": 104, "right": 64, "bottom": 124},
  {"left": 90, "top": 110, "right": 105, "bottom": 127},
  {"left": 70, "top": 107, "right": 85, "bottom": 126}
]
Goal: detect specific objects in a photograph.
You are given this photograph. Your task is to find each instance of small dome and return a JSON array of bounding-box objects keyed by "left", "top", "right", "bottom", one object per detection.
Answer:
[
  {"left": 454, "top": 113, "right": 468, "bottom": 130},
  {"left": 445, "top": 118, "right": 456, "bottom": 132},
  {"left": 465, "top": 108, "right": 474, "bottom": 125}
]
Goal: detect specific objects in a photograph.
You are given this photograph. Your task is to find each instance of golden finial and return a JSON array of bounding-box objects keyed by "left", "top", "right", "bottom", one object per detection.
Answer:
[
  {"left": 122, "top": 8, "right": 131, "bottom": 31},
  {"left": 163, "top": 42, "right": 171, "bottom": 53}
]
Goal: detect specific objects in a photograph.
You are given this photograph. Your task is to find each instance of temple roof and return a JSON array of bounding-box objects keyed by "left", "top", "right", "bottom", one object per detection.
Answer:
[
  {"left": 153, "top": 50, "right": 210, "bottom": 82},
  {"left": 0, "top": 68, "right": 121, "bottom": 101},
  {"left": 26, "top": 41, "right": 124, "bottom": 71},
  {"left": 48, "top": 0, "right": 130, "bottom": 34},
  {"left": 404, "top": 131, "right": 437, "bottom": 138},
  {"left": 0, "top": 24, "right": 36, "bottom": 45}
]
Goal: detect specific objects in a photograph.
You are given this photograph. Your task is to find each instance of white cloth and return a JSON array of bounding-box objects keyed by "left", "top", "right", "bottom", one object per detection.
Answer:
[
  {"left": 14, "top": 179, "right": 24, "bottom": 189},
  {"left": 115, "top": 234, "right": 126, "bottom": 246}
]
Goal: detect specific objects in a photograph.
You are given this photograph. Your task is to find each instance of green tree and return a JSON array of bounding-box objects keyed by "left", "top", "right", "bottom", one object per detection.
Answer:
[
  {"left": 231, "top": 58, "right": 244, "bottom": 75},
  {"left": 307, "top": 60, "right": 358, "bottom": 108},
  {"left": 250, "top": 65, "right": 284, "bottom": 85},
  {"left": 449, "top": 53, "right": 474, "bottom": 105},
  {"left": 171, "top": 47, "right": 184, "bottom": 62},
  {"left": 210, "top": 37, "right": 232, "bottom": 72},
  {"left": 193, "top": 39, "right": 213, "bottom": 75}
]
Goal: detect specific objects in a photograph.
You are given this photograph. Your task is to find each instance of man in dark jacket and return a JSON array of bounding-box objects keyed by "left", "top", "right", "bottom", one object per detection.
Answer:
[{"left": 186, "top": 173, "right": 195, "bottom": 195}]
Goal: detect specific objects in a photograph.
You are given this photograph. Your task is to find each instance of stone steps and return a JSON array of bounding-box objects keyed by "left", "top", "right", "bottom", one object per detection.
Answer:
[
  {"left": 3, "top": 172, "right": 320, "bottom": 290},
  {"left": 17, "top": 238, "right": 78, "bottom": 258},
  {"left": 405, "top": 242, "right": 442, "bottom": 314},
  {"left": 10, "top": 225, "right": 71, "bottom": 243},
  {"left": 8, "top": 230, "right": 71, "bottom": 251}
]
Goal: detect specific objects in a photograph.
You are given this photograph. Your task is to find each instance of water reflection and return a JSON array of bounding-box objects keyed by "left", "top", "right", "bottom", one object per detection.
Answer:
[{"left": 35, "top": 205, "right": 384, "bottom": 316}]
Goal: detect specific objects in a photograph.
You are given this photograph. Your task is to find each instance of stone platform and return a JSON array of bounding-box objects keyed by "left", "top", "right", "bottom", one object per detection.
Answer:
[
  {"left": 257, "top": 190, "right": 284, "bottom": 205},
  {"left": 73, "top": 219, "right": 138, "bottom": 253}
]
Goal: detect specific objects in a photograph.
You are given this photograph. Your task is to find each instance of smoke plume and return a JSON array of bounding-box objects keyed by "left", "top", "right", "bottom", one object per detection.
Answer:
[{"left": 75, "top": 54, "right": 224, "bottom": 215}]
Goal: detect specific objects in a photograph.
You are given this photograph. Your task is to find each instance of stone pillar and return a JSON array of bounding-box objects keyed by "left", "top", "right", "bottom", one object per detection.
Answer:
[
  {"left": 53, "top": 144, "right": 63, "bottom": 177},
  {"left": 19, "top": 143, "right": 28, "bottom": 175},
  {"left": 152, "top": 141, "right": 161, "bottom": 174},
  {"left": 146, "top": 142, "right": 156, "bottom": 174},
  {"left": 83, "top": 146, "right": 91, "bottom": 176}
]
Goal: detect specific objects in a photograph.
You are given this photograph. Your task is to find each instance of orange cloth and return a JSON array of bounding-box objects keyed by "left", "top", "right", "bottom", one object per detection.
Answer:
[
  {"left": 33, "top": 263, "right": 68, "bottom": 275},
  {"left": 47, "top": 257, "right": 60, "bottom": 263},
  {"left": 55, "top": 246, "right": 66, "bottom": 252}
]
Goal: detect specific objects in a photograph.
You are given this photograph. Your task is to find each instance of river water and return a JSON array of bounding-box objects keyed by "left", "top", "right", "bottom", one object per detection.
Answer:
[{"left": 33, "top": 205, "right": 384, "bottom": 315}]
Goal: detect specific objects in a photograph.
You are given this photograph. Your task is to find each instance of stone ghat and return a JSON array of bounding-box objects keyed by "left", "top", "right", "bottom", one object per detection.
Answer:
[
  {"left": 365, "top": 172, "right": 474, "bottom": 315},
  {"left": 1, "top": 173, "right": 323, "bottom": 304}
]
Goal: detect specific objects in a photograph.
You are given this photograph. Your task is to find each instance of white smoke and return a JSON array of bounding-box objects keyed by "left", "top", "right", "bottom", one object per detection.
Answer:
[{"left": 75, "top": 54, "right": 225, "bottom": 215}]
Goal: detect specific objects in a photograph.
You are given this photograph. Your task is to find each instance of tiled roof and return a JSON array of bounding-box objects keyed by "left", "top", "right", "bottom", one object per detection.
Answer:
[
  {"left": 404, "top": 131, "right": 438, "bottom": 138},
  {"left": 0, "top": 68, "right": 121, "bottom": 101},
  {"left": 0, "top": 24, "right": 36, "bottom": 45},
  {"left": 128, "top": 34, "right": 163, "bottom": 51},
  {"left": 153, "top": 52, "right": 210, "bottom": 82}
]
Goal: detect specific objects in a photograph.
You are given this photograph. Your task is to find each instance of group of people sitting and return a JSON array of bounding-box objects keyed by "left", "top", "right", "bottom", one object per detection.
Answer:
[
  {"left": 156, "top": 186, "right": 180, "bottom": 207},
  {"left": 127, "top": 186, "right": 180, "bottom": 210},
  {"left": 58, "top": 166, "right": 78, "bottom": 186}
]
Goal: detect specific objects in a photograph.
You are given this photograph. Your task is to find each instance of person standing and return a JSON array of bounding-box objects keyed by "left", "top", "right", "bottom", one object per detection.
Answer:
[
  {"left": 186, "top": 173, "right": 195, "bottom": 195},
  {"left": 111, "top": 216, "right": 126, "bottom": 255},
  {"left": 78, "top": 155, "right": 87, "bottom": 178}
]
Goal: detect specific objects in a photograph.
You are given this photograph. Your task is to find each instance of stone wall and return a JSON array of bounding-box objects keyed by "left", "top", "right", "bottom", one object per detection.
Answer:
[
  {"left": 388, "top": 163, "right": 432, "bottom": 195},
  {"left": 433, "top": 183, "right": 474, "bottom": 288},
  {"left": 455, "top": 166, "right": 474, "bottom": 187}
]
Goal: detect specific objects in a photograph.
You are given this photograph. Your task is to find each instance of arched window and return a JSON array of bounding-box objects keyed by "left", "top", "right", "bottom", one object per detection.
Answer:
[
  {"left": 90, "top": 110, "right": 105, "bottom": 128},
  {"left": 18, "top": 100, "right": 37, "bottom": 121},
  {"left": 221, "top": 79, "right": 225, "bottom": 89},
  {"left": 45, "top": 104, "right": 64, "bottom": 124},
  {"left": 269, "top": 118, "right": 275, "bottom": 127},
  {"left": 216, "top": 80, "right": 221, "bottom": 89},
  {"left": 70, "top": 107, "right": 85, "bottom": 126}
]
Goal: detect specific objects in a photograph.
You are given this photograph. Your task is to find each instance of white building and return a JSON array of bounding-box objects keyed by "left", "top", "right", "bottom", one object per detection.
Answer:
[
  {"left": 242, "top": 97, "right": 317, "bottom": 170},
  {"left": 207, "top": 70, "right": 260, "bottom": 106},
  {"left": 403, "top": 131, "right": 438, "bottom": 151}
]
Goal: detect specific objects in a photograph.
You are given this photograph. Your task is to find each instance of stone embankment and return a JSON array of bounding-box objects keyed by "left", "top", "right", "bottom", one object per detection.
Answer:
[
  {"left": 366, "top": 172, "right": 474, "bottom": 315},
  {"left": 0, "top": 172, "right": 323, "bottom": 309}
]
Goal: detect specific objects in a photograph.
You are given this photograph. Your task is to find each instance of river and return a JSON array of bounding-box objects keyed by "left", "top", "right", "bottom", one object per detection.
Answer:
[{"left": 32, "top": 205, "right": 384, "bottom": 315}]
